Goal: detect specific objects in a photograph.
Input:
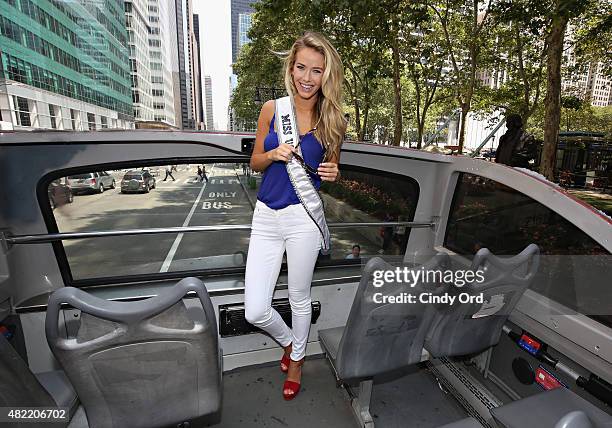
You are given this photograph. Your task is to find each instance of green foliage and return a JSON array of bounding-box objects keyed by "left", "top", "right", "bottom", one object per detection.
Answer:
[
  {"left": 321, "top": 177, "right": 413, "bottom": 219},
  {"left": 527, "top": 104, "right": 612, "bottom": 138},
  {"left": 230, "top": 0, "right": 611, "bottom": 146}
]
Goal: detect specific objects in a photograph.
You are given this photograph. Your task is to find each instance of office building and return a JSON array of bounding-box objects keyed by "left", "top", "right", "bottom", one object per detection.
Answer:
[
  {"left": 562, "top": 25, "right": 611, "bottom": 107},
  {"left": 172, "top": 0, "right": 201, "bottom": 129},
  {"left": 148, "top": 0, "right": 176, "bottom": 127},
  {"left": 204, "top": 75, "right": 213, "bottom": 130},
  {"left": 0, "top": 0, "right": 134, "bottom": 130},
  {"left": 192, "top": 13, "right": 203, "bottom": 127},
  {"left": 125, "top": 0, "right": 155, "bottom": 123},
  {"left": 231, "top": 0, "right": 256, "bottom": 64}
]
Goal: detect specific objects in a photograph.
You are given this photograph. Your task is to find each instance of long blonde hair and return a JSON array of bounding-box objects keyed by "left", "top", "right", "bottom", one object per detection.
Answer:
[{"left": 281, "top": 32, "right": 345, "bottom": 162}]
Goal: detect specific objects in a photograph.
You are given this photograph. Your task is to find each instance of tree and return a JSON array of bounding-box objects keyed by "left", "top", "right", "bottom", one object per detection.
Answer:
[
  {"left": 314, "top": 0, "right": 388, "bottom": 140},
  {"left": 403, "top": 9, "right": 451, "bottom": 148},
  {"left": 488, "top": 1, "right": 548, "bottom": 124},
  {"left": 540, "top": 0, "right": 591, "bottom": 180},
  {"left": 429, "top": 0, "right": 495, "bottom": 153}
]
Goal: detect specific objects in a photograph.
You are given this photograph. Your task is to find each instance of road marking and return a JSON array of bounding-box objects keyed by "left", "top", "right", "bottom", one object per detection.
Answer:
[{"left": 159, "top": 165, "right": 215, "bottom": 273}]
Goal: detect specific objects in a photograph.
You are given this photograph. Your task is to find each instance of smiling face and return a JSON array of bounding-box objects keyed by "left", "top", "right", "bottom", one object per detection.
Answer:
[{"left": 291, "top": 47, "right": 325, "bottom": 101}]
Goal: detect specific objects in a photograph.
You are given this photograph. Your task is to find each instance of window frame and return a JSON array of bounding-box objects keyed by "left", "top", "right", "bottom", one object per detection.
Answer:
[
  {"left": 443, "top": 171, "right": 611, "bottom": 329},
  {"left": 38, "top": 160, "right": 420, "bottom": 289}
]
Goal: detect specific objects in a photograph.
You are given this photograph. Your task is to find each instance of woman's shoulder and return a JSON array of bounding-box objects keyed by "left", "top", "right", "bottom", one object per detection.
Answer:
[{"left": 262, "top": 100, "right": 275, "bottom": 120}]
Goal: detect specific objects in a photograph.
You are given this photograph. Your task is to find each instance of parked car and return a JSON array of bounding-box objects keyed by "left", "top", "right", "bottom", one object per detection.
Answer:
[
  {"left": 121, "top": 170, "right": 156, "bottom": 193},
  {"left": 67, "top": 172, "right": 115, "bottom": 194},
  {"left": 47, "top": 178, "right": 73, "bottom": 209}
]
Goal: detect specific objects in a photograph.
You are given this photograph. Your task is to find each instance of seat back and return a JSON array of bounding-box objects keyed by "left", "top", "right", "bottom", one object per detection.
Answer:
[
  {"left": 335, "top": 255, "right": 449, "bottom": 381},
  {"left": 425, "top": 244, "right": 539, "bottom": 357},
  {"left": 45, "top": 277, "right": 221, "bottom": 428}
]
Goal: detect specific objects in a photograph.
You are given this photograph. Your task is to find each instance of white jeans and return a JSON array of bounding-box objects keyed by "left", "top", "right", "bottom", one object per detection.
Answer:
[{"left": 244, "top": 200, "right": 322, "bottom": 361}]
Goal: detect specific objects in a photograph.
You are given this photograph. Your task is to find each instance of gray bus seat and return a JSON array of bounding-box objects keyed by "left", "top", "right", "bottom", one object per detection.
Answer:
[
  {"left": 45, "top": 277, "right": 221, "bottom": 428},
  {"left": 425, "top": 244, "right": 540, "bottom": 357},
  {"left": 438, "top": 417, "right": 483, "bottom": 427},
  {"left": 555, "top": 411, "right": 594, "bottom": 428},
  {"left": 318, "top": 255, "right": 449, "bottom": 428},
  {"left": 491, "top": 387, "right": 612, "bottom": 428},
  {"left": 0, "top": 333, "right": 78, "bottom": 427}
]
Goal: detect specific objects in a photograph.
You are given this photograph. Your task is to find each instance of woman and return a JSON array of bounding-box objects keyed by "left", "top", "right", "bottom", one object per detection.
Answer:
[{"left": 244, "top": 32, "right": 345, "bottom": 400}]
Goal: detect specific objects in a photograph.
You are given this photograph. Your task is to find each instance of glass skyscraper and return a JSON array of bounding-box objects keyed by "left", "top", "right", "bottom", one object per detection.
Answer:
[
  {"left": 0, "top": 0, "right": 134, "bottom": 129},
  {"left": 230, "top": 0, "right": 255, "bottom": 64}
]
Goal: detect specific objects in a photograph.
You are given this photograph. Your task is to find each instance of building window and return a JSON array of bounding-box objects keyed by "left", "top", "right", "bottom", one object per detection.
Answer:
[
  {"left": 87, "top": 112, "right": 96, "bottom": 130},
  {"left": 48, "top": 104, "right": 58, "bottom": 129},
  {"left": 13, "top": 96, "right": 31, "bottom": 127},
  {"left": 100, "top": 116, "right": 108, "bottom": 128},
  {"left": 70, "top": 109, "right": 79, "bottom": 130}
]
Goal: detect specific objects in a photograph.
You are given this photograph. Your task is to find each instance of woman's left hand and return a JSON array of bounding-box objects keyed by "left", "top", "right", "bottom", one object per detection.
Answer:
[{"left": 317, "top": 162, "right": 340, "bottom": 182}]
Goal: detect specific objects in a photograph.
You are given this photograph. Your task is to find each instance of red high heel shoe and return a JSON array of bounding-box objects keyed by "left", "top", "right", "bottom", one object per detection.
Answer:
[
  {"left": 283, "top": 358, "right": 303, "bottom": 401},
  {"left": 283, "top": 380, "right": 301, "bottom": 401}
]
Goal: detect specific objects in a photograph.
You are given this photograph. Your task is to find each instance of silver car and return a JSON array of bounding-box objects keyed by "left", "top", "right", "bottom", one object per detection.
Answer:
[
  {"left": 67, "top": 172, "right": 116, "bottom": 194},
  {"left": 121, "top": 170, "right": 156, "bottom": 193}
]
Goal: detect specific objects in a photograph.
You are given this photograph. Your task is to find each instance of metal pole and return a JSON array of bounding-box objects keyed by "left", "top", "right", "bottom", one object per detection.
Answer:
[
  {"left": 3, "top": 221, "right": 435, "bottom": 246},
  {"left": 469, "top": 118, "right": 507, "bottom": 157}
]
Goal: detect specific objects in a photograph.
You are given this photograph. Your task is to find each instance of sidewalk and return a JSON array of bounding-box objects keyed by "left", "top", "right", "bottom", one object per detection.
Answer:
[{"left": 236, "top": 170, "right": 261, "bottom": 210}]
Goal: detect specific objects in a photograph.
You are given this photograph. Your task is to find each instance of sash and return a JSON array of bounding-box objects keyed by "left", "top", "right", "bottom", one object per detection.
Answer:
[{"left": 275, "top": 96, "right": 331, "bottom": 254}]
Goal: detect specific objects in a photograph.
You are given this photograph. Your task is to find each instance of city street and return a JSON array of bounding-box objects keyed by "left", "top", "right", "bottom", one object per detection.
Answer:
[
  {"left": 54, "top": 164, "right": 254, "bottom": 280},
  {"left": 52, "top": 164, "right": 383, "bottom": 280}
]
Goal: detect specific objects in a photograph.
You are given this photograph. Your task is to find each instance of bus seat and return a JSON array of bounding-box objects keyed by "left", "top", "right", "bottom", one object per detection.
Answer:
[
  {"left": 555, "top": 411, "right": 594, "bottom": 428},
  {"left": 425, "top": 244, "right": 540, "bottom": 357},
  {"left": 491, "top": 387, "right": 612, "bottom": 428},
  {"left": 45, "top": 277, "right": 222, "bottom": 428},
  {"left": 437, "top": 417, "right": 483, "bottom": 427},
  {"left": 318, "top": 254, "right": 448, "bottom": 428},
  {"left": 0, "top": 333, "right": 78, "bottom": 427}
]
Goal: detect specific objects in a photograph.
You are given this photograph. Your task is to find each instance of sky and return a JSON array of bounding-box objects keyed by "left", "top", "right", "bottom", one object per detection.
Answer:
[{"left": 194, "top": 1, "right": 232, "bottom": 130}]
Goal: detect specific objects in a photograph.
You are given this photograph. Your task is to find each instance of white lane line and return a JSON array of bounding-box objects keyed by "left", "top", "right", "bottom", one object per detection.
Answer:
[{"left": 159, "top": 165, "right": 215, "bottom": 272}]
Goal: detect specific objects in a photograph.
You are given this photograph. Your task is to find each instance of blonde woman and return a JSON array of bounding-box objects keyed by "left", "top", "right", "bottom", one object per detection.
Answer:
[{"left": 245, "top": 32, "right": 345, "bottom": 400}]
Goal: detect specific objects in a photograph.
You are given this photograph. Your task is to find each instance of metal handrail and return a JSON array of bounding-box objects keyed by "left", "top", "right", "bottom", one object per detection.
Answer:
[{"left": 3, "top": 221, "right": 434, "bottom": 246}]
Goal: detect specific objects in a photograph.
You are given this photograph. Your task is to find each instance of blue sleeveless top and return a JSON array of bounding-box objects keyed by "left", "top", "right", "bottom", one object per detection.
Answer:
[{"left": 257, "top": 114, "right": 325, "bottom": 209}]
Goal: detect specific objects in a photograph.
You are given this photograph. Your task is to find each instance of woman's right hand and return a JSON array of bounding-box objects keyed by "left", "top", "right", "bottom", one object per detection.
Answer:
[{"left": 267, "top": 144, "right": 295, "bottom": 163}]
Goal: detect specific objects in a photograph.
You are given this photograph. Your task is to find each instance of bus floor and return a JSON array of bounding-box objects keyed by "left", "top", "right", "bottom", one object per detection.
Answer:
[
  {"left": 206, "top": 356, "right": 468, "bottom": 427},
  {"left": 66, "top": 356, "right": 468, "bottom": 427}
]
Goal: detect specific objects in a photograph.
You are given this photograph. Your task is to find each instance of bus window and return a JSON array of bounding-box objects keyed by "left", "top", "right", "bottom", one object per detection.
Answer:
[
  {"left": 445, "top": 173, "right": 611, "bottom": 326},
  {"left": 47, "top": 162, "right": 251, "bottom": 281},
  {"left": 320, "top": 168, "right": 419, "bottom": 260},
  {"left": 45, "top": 162, "right": 419, "bottom": 283}
]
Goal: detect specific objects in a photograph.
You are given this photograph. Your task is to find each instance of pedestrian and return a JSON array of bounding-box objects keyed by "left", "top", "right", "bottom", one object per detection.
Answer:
[
  {"left": 202, "top": 165, "right": 209, "bottom": 183},
  {"left": 163, "top": 166, "right": 175, "bottom": 181},
  {"left": 345, "top": 244, "right": 361, "bottom": 259},
  {"left": 197, "top": 166, "right": 203, "bottom": 182},
  {"left": 244, "top": 32, "right": 344, "bottom": 401}
]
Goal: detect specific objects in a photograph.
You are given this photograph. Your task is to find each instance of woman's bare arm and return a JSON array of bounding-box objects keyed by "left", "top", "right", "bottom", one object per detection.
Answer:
[{"left": 250, "top": 100, "right": 295, "bottom": 172}]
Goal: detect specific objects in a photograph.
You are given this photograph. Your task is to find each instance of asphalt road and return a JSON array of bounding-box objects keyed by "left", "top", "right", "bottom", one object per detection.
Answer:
[{"left": 52, "top": 163, "right": 385, "bottom": 281}]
